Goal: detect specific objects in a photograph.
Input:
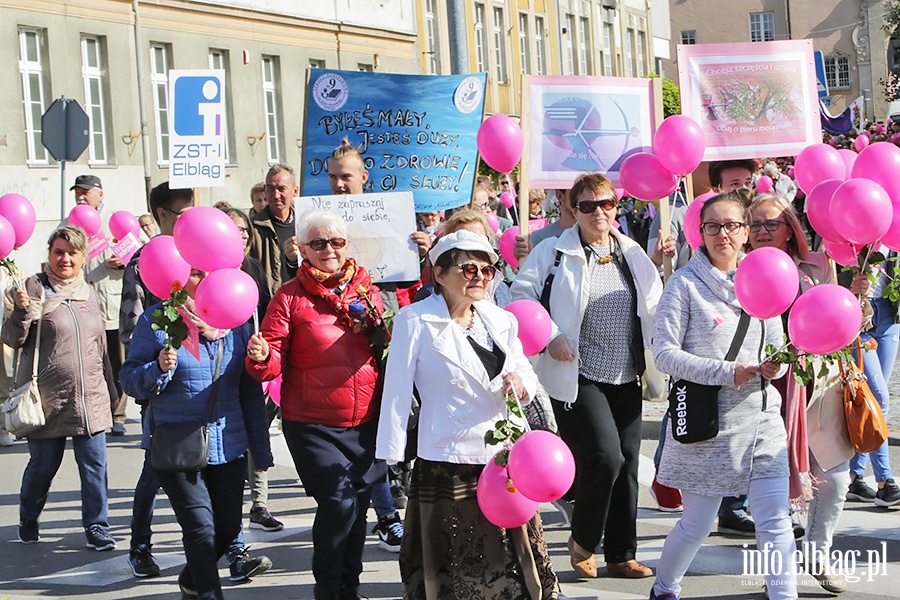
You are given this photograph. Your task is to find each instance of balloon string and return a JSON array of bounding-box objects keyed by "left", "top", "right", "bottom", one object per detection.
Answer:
[
  {"left": 505, "top": 390, "right": 532, "bottom": 434},
  {"left": 253, "top": 309, "right": 259, "bottom": 334}
]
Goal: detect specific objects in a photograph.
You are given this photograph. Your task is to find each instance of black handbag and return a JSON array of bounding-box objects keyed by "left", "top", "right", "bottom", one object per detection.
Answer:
[
  {"left": 669, "top": 311, "right": 751, "bottom": 444},
  {"left": 149, "top": 339, "right": 224, "bottom": 473}
]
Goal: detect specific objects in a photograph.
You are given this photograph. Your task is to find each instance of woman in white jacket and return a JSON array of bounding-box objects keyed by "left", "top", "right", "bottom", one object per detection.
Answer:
[
  {"left": 511, "top": 173, "right": 663, "bottom": 580},
  {"left": 377, "top": 230, "right": 557, "bottom": 600}
]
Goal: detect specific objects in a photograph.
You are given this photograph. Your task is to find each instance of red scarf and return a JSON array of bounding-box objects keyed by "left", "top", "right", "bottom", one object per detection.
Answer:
[{"left": 297, "top": 258, "right": 377, "bottom": 328}]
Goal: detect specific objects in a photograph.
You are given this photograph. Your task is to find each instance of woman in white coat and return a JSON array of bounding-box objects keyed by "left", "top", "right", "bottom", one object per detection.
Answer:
[
  {"left": 511, "top": 173, "right": 663, "bottom": 580},
  {"left": 377, "top": 230, "right": 558, "bottom": 600}
]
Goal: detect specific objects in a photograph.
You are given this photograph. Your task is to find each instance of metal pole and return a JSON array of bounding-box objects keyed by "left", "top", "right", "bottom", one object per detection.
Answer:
[
  {"left": 446, "top": 0, "right": 469, "bottom": 74},
  {"left": 60, "top": 159, "right": 66, "bottom": 221},
  {"left": 133, "top": 0, "right": 153, "bottom": 203}
]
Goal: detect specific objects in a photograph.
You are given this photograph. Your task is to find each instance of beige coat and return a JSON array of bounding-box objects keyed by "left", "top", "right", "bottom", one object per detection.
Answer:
[{"left": 1, "top": 274, "right": 117, "bottom": 438}]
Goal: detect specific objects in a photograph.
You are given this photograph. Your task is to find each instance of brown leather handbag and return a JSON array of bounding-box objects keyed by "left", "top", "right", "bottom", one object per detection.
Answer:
[{"left": 839, "top": 338, "right": 889, "bottom": 454}]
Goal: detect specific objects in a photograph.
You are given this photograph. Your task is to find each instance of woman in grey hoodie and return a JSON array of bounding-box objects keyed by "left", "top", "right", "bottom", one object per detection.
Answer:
[{"left": 649, "top": 192, "right": 797, "bottom": 600}]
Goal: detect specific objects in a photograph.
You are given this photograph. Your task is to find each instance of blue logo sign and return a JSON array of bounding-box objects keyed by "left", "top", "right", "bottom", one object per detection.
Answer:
[
  {"left": 814, "top": 51, "right": 829, "bottom": 99},
  {"left": 173, "top": 76, "right": 221, "bottom": 136}
]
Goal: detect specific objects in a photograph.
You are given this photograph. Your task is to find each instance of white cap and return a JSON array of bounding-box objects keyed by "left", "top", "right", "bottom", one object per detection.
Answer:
[{"left": 428, "top": 229, "right": 499, "bottom": 266}]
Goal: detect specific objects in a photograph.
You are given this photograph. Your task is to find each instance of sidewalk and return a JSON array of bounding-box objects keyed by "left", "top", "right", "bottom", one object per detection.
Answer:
[{"left": 0, "top": 399, "right": 897, "bottom": 599}]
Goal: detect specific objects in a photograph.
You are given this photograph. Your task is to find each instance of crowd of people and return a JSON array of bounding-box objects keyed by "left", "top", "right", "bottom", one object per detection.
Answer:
[{"left": 1, "top": 139, "right": 897, "bottom": 600}]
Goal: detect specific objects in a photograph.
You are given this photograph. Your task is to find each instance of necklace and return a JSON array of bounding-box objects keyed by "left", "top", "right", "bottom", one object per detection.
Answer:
[
  {"left": 455, "top": 305, "right": 476, "bottom": 330},
  {"left": 585, "top": 239, "right": 616, "bottom": 265}
]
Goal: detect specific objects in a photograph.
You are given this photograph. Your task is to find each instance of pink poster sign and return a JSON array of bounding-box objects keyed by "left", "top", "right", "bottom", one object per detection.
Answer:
[
  {"left": 677, "top": 40, "right": 820, "bottom": 161},
  {"left": 525, "top": 75, "right": 662, "bottom": 189},
  {"left": 87, "top": 232, "right": 110, "bottom": 260},
  {"left": 111, "top": 232, "right": 141, "bottom": 265}
]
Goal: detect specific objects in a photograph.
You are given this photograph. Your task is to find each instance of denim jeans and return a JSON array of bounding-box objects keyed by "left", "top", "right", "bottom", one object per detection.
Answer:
[
  {"left": 130, "top": 450, "right": 160, "bottom": 548},
  {"left": 653, "top": 477, "right": 796, "bottom": 600},
  {"left": 371, "top": 473, "right": 394, "bottom": 517},
  {"left": 20, "top": 433, "right": 109, "bottom": 531},
  {"left": 156, "top": 455, "right": 248, "bottom": 600},
  {"left": 852, "top": 297, "right": 898, "bottom": 482},
  {"left": 804, "top": 454, "right": 849, "bottom": 563}
]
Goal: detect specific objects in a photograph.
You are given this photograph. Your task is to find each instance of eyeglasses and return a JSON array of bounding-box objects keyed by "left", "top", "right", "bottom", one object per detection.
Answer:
[
  {"left": 473, "top": 201, "right": 490, "bottom": 210},
  {"left": 500, "top": 181, "right": 510, "bottom": 186},
  {"left": 163, "top": 207, "right": 190, "bottom": 217},
  {"left": 305, "top": 237, "right": 347, "bottom": 251},
  {"left": 456, "top": 263, "right": 496, "bottom": 281},
  {"left": 236, "top": 226, "right": 250, "bottom": 236},
  {"left": 749, "top": 220, "right": 786, "bottom": 233},
  {"left": 701, "top": 221, "right": 746, "bottom": 236},
  {"left": 576, "top": 198, "right": 618, "bottom": 214}
]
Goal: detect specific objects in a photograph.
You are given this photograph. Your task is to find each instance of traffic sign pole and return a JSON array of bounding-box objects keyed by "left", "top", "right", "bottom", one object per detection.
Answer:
[{"left": 41, "top": 97, "right": 90, "bottom": 220}]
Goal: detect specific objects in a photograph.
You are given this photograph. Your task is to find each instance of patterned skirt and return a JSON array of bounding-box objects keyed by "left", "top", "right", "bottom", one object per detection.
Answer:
[{"left": 400, "top": 459, "right": 559, "bottom": 600}]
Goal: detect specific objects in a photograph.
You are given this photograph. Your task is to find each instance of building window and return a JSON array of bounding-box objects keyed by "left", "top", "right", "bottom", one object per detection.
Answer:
[
  {"left": 603, "top": 22, "right": 614, "bottom": 76},
  {"left": 750, "top": 12, "right": 775, "bottom": 42},
  {"left": 358, "top": 63, "right": 373, "bottom": 72},
  {"left": 519, "top": 14, "right": 531, "bottom": 75},
  {"left": 535, "top": 16, "right": 546, "bottom": 75},
  {"left": 474, "top": 3, "right": 487, "bottom": 73},
  {"left": 150, "top": 43, "right": 170, "bottom": 164},
  {"left": 579, "top": 17, "right": 591, "bottom": 75},
  {"left": 681, "top": 30, "right": 696, "bottom": 45},
  {"left": 824, "top": 55, "right": 851, "bottom": 90},
  {"left": 425, "top": 0, "right": 440, "bottom": 74},
  {"left": 309, "top": 58, "right": 326, "bottom": 69},
  {"left": 81, "top": 36, "right": 110, "bottom": 164},
  {"left": 18, "top": 29, "right": 49, "bottom": 164},
  {"left": 564, "top": 14, "right": 575, "bottom": 75},
  {"left": 625, "top": 28, "right": 634, "bottom": 77},
  {"left": 208, "top": 49, "right": 232, "bottom": 164},
  {"left": 261, "top": 56, "right": 281, "bottom": 164},
  {"left": 493, "top": 7, "right": 508, "bottom": 84},
  {"left": 637, "top": 30, "right": 646, "bottom": 77}
]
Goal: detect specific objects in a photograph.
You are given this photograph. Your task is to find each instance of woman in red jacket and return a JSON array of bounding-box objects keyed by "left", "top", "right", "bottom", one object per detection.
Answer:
[{"left": 246, "top": 209, "right": 386, "bottom": 600}]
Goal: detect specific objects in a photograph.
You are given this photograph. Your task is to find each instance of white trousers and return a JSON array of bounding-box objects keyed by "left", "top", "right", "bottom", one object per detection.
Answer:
[{"left": 652, "top": 477, "right": 798, "bottom": 600}]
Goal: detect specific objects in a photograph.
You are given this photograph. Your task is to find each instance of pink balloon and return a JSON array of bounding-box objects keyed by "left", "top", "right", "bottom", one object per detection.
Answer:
[
  {"left": 854, "top": 135, "right": 870, "bottom": 152},
  {"left": 504, "top": 299, "right": 552, "bottom": 356},
  {"left": 788, "top": 285, "right": 862, "bottom": 355},
  {"left": 653, "top": 115, "right": 706, "bottom": 176},
  {"left": 620, "top": 153, "right": 678, "bottom": 201},
  {"left": 174, "top": 206, "right": 244, "bottom": 272},
  {"left": 499, "top": 226, "right": 519, "bottom": 269},
  {"left": 109, "top": 211, "right": 141, "bottom": 241},
  {"left": 0, "top": 216, "right": 16, "bottom": 260},
  {"left": 806, "top": 180, "right": 846, "bottom": 243},
  {"left": 507, "top": 430, "right": 576, "bottom": 502},
  {"left": 755, "top": 175, "right": 774, "bottom": 194},
  {"left": 485, "top": 212, "right": 500, "bottom": 233},
  {"left": 499, "top": 191, "right": 515, "bottom": 209},
  {"left": 837, "top": 149, "right": 857, "bottom": 177},
  {"left": 794, "top": 144, "right": 846, "bottom": 194},
  {"left": 785, "top": 165, "right": 795, "bottom": 180},
  {"left": 735, "top": 247, "right": 800, "bottom": 319},
  {"left": 477, "top": 114, "right": 524, "bottom": 173},
  {"left": 874, "top": 123, "right": 886, "bottom": 134},
  {"left": 139, "top": 235, "right": 192, "bottom": 299},
  {"left": 893, "top": 133, "right": 900, "bottom": 145},
  {"left": 822, "top": 239, "right": 858, "bottom": 267},
  {"left": 830, "top": 179, "right": 892, "bottom": 245},
  {"left": 881, "top": 209, "right": 900, "bottom": 252},
  {"left": 68, "top": 205, "right": 102, "bottom": 236},
  {"left": 683, "top": 193, "right": 715, "bottom": 250},
  {"left": 266, "top": 375, "right": 283, "bottom": 407},
  {"left": 850, "top": 142, "right": 900, "bottom": 204},
  {"left": 0, "top": 193, "right": 36, "bottom": 248},
  {"left": 194, "top": 268, "right": 259, "bottom": 329},
  {"left": 476, "top": 456, "right": 539, "bottom": 529}
]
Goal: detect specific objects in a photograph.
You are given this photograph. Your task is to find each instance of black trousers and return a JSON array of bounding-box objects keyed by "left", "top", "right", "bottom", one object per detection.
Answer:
[{"left": 552, "top": 376, "right": 643, "bottom": 563}]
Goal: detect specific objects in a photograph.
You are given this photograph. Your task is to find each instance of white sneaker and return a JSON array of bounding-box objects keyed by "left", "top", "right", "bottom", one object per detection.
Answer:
[{"left": 0, "top": 432, "right": 15, "bottom": 447}]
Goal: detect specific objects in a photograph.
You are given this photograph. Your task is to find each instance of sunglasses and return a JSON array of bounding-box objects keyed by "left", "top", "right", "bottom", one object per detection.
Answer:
[
  {"left": 456, "top": 263, "right": 496, "bottom": 281},
  {"left": 576, "top": 198, "right": 618, "bottom": 214},
  {"left": 305, "top": 237, "right": 347, "bottom": 251},
  {"left": 701, "top": 221, "right": 746, "bottom": 236},
  {"left": 749, "top": 219, "right": 786, "bottom": 233}
]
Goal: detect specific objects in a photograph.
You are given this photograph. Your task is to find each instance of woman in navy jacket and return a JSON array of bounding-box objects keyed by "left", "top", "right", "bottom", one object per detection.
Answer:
[{"left": 121, "top": 267, "right": 273, "bottom": 600}]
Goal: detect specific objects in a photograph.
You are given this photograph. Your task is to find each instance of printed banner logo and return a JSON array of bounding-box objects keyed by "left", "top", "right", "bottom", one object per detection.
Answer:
[
  {"left": 313, "top": 73, "right": 349, "bottom": 111},
  {"left": 169, "top": 69, "right": 226, "bottom": 188},
  {"left": 174, "top": 76, "right": 222, "bottom": 136}
]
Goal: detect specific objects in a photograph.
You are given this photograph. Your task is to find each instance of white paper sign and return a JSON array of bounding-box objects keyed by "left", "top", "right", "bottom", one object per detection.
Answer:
[
  {"left": 168, "top": 69, "right": 226, "bottom": 188},
  {"left": 296, "top": 191, "right": 419, "bottom": 283}
]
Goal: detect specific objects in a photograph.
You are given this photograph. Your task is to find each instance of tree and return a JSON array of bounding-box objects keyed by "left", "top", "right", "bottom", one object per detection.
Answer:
[{"left": 646, "top": 73, "right": 681, "bottom": 117}]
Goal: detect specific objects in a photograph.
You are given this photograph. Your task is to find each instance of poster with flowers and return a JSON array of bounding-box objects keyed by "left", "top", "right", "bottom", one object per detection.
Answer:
[{"left": 677, "top": 40, "right": 820, "bottom": 161}]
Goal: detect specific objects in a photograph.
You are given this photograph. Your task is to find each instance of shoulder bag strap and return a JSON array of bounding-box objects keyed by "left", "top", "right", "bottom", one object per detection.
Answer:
[
  {"left": 204, "top": 338, "right": 226, "bottom": 424},
  {"left": 11, "top": 284, "right": 45, "bottom": 389},
  {"left": 724, "top": 310, "right": 751, "bottom": 362},
  {"left": 539, "top": 250, "right": 563, "bottom": 314}
]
